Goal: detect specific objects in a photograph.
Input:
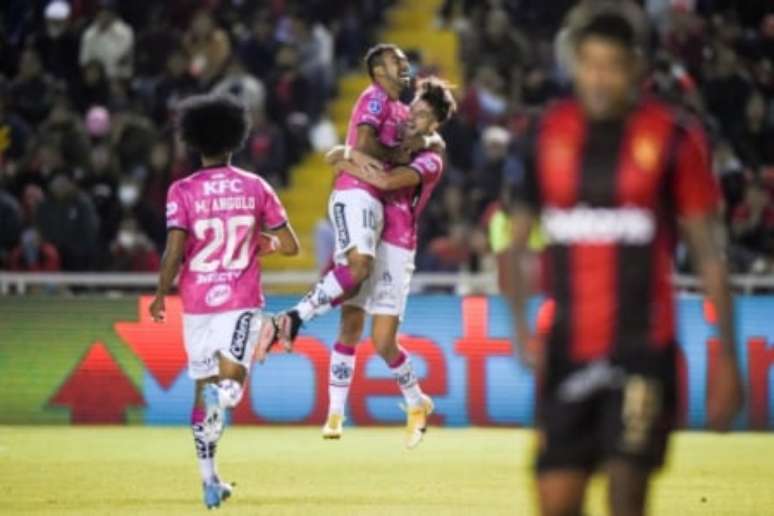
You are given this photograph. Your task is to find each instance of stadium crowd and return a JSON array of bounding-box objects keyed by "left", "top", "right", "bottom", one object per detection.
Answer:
[
  {"left": 0, "top": 0, "right": 772, "bottom": 278},
  {"left": 0, "top": 0, "right": 388, "bottom": 272},
  {"left": 421, "top": 0, "right": 774, "bottom": 276}
]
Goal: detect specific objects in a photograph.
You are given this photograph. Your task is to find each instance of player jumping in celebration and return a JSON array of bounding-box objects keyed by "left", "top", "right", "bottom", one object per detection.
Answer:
[
  {"left": 314, "top": 77, "right": 456, "bottom": 447},
  {"left": 150, "top": 94, "right": 299, "bottom": 509},
  {"left": 257, "top": 45, "right": 439, "bottom": 430},
  {"left": 507, "top": 8, "right": 743, "bottom": 516}
]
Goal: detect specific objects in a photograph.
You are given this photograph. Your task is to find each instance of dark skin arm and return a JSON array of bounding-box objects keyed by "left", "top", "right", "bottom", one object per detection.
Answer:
[
  {"left": 681, "top": 214, "right": 743, "bottom": 431},
  {"left": 266, "top": 222, "right": 301, "bottom": 256},
  {"left": 150, "top": 228, "right": 187, "bottom": 322},
  {"left": 505, "top": 207, "right": 539, "bottom": 368}
]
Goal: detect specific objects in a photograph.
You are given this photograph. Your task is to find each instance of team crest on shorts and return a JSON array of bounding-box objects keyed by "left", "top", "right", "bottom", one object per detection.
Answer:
[{"left": 230, "top": 312, "right": 253, "bottom": 361}]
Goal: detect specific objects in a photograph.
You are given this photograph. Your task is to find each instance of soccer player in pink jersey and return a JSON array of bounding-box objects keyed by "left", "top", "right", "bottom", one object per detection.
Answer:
[
  {"left": 149, "top": 94, "right": 299, "bottom": 509},
  {"left": 284, "top": 78, "right": 455, "bottom": 447},
  {"left": 257, "top": 44, "right": 438, "bottom": 350}
]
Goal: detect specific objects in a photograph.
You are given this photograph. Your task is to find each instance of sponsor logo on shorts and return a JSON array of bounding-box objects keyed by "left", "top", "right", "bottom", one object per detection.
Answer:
[
  {"left": 205, "top": 284, "right": 232, "bottom": 307},
  {"left": 333, "top": 203, "right": 350, "bottom": 248},
  {"left": 557, "top": 360, "right": 625, "bottom": 402},
  {"left": 230, "top": 312, "right": 253, "bottom": 361}
]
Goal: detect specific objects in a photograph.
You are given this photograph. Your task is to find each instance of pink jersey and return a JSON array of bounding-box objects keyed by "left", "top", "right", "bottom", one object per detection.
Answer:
[
  {"left": 381, "top": 150, "right": 445, "bottom": 250},
  {"left": 166, "top": 165, "right": 288, "bottom": 314},
  {"left": 333, "top": 83, "right": 409, "bottom": 199}
]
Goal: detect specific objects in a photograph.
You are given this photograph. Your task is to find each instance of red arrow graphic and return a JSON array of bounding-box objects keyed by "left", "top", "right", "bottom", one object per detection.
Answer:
[
  {"left": 49, "top": 341, "right": 144, "bottom": 423},
  {"left": 114, "top": 296, "right": 188, "bottom": 389}
]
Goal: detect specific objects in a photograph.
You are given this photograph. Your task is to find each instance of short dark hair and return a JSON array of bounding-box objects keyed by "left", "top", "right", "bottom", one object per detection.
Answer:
[
  {"left": 364, "top": 43, "right": 401, "bottom": 80},
  {"left": 576, "top": 12, "right": 638, "bottom": 52},
  {"left": 177, "top": 94, "right": 249, "bottom": 158},
  {"left": 415, "top": 77, "right": 457, "bottom": 124}
]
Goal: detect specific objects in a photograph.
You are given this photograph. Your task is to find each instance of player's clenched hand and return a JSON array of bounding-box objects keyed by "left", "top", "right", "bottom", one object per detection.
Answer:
[
  {"left": 707, "top": 354, "right": 743, "bottom": 431},
  {"left": 257, "top": 232, "right": 280, "bottom": 256},
  {"left": 149, "top": 295, "right": 166, "bottom": 323}
]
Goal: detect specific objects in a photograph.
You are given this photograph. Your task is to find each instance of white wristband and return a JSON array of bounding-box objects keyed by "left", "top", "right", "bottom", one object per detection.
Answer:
[
  {"left": 423, "top": 135, "right": 431, "bottom": 148},
  {"left": 344, "top": 145, "right": 352, "bottom": 160}
]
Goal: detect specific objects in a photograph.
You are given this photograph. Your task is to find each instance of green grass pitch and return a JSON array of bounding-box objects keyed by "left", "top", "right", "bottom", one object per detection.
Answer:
[{"left": 2, "top": 426, "right": 773, "bottom": 515}]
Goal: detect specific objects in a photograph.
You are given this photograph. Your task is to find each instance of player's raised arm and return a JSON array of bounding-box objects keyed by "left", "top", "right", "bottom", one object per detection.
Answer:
[
  {"left": 673, "top": 121, "right": 743, "bottom": 431},
  {"left": 150, "top": 228, "right": 186, "bottom": 322}
]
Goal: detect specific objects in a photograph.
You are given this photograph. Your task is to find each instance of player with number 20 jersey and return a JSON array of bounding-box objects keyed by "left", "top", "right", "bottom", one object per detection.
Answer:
[{"left": 150, "top": 94, "right": 300, "bottom": 509}]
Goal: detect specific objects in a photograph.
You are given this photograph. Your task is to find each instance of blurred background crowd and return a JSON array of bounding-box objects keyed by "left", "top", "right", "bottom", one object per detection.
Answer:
[
  {"left": 0, "top": 0, "right": 772, "bottom": 279},
  {"left": 0, "top": 0, "right": 385, "bottom": 272}
]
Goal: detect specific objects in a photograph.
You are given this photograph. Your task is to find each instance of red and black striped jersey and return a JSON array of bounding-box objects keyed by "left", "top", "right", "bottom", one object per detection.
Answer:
[{"left": 519, "top": 97, "right": 719, "bottom": 366}]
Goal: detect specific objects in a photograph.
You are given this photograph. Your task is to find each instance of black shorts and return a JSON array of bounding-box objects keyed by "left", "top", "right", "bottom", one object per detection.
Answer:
[{"left": 535, "top": 351, "right": 677, "bottom": 474}]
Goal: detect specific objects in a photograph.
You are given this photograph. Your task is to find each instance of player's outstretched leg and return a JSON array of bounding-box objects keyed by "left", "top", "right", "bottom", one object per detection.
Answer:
[
  {"left": 391, "top": 349, "right": 434, "bottom": 449},
  {"left": 323, "top": 341, "right": 355, "bottom": 439},
  {"left": 372, "top": 315, "right": 433, "bottom": 449},
  {"left": 192, "top": 379, "right": 235, "bottom": 509},
  {"left": 276, "top": 253, "right": 371, "bottom": 349},
  {"left": 322, "top": 306, "right": 365, "bottom": 439}
]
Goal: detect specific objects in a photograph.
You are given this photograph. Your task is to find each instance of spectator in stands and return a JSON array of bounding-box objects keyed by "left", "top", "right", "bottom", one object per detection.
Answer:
[
  {"left": 730, "top": 180, "right": 774, "bottom": 274},
  {"left": 7, "top": 227, "right": 60, "bottom": 272},
  {"left": 286, "top": 12, "right": 334, "bottom": 117},
  {"left": 38, "top": 95, "right": 91, "bottom": 172},
  {"left": 36, "top": 172, "right": 99, "bottom": 270},
  {"left": 109, "top": 217, "right": 160, "bottom": 272},
  {"left": 72, "top": 60, "right": 112, "bottom": 114},
  {"left": 8, "top": 48, "right": 55, "bottom": 125},
  {"left": 239, "top": 12, "right": 278, "bottom": 81},
  {"left": 82, "top": 142, "right": 121, "bottom": 266},
  {"left": 732, "top": 91, "right": 774, "bottom": 169},
  {"left": 703, "top": 44, "right": 753, "bottom": 135},
  {"left": 462, "top": 8, "right": 529, "bottom": 81},
  {"left": 31, "top": 1, "right": 81, "bottom": 90},
  {"left": 134, "top": 5, "right": 182, "bottom": 79},
  {"left": 79, "top": 0, "right": 135, "bottom": 80},
  {"left": 267, "top": 44, "right": 312, "bottom": 166},
  {"left": 459, "top": 65, "right": 508, "bottom": 128},
  {"left": 183, "top": 10, "right": 231, "bottom": 87},
  {"left": 212, "top": 58, "right": 266, "bottom": 114},
  {"left": 152, "top": 49, "right": 196, "bottom": 125},
  {"left": 0, "top": 189, "right": 22, "bottom": 264},
  {"left": 0, "top": 86, "right": 32, "bottom": 165},
  {"left": 234, "top": 106, "right": 288, "bottom": 187},
  {"left": 468, "top": 126, "right": 522, "bottom": 217},
  {"left": 136, "top": 139, "right": 181, "bottom": 251}
]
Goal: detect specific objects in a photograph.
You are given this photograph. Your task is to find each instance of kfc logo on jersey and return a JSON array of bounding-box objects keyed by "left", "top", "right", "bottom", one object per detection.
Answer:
[
  {"left": 205, "top": 284, "right": 232, "bottom": 307},
  {"left": 543, "top": 206, "right": 656, "bottom": 245},
  {"left": 203, "top": 179, "right": 243, "bottom": 196}
]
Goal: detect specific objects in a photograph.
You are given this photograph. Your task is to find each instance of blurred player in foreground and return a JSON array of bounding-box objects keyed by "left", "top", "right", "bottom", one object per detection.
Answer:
[
  {"left": 150, "top": 94, "right": 299, "bottom": 509},
  {"left": 507, "top": 9, "right": 743, "bottom": 516},
  {"left": 314, "top": 77, "right": 455, "bottom": 447}
]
